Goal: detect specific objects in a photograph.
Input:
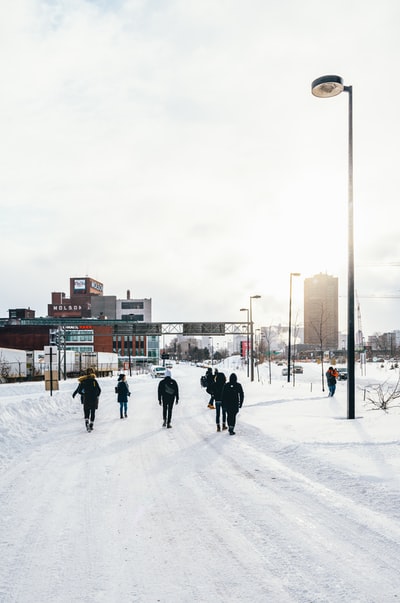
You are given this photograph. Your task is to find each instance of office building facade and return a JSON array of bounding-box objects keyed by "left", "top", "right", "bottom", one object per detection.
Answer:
[{"left": 304, "top": 273, "right": 338, "bottom": 350}]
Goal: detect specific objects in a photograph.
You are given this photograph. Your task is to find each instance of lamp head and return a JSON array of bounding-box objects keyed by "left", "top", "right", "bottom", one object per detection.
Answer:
[
  {"left": 311, "top": 75, "right": 344, "bottom": 98},
  {"left": 251, "top": 295, "right": 261, "bottom": 300},
  {"left": 240, "top": 308, "right": 248, "bottom": 312}
]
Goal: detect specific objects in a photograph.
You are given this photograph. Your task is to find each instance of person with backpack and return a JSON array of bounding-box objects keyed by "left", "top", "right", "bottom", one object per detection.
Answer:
[
  {"left": 158, "top": 369, "right": 179, "bottom": 428},
  {"left": 116, "top": 373, "right": 131, "bottom": 419},
  {"left": 73, "top": 368, "right": 101, "bottom": 432},
  {"left": 213, "top": 371, "right": 227, "bottom": 432},
  {"left": 221, "top": 373, "right": 244, "bottom": 436}
]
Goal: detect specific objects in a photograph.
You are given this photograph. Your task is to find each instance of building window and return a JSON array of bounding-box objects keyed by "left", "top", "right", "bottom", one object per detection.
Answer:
[{"left": 121, "top": 302, "right": 144, "bottom": 310}]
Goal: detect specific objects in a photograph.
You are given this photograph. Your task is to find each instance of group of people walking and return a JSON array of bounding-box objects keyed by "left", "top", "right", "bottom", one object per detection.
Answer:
[
  {"left": 203, "top": 367, "right": 244, "bottom": 435},
  {"left": 72, "top": 365, "right": 243, "bottom": 436},
  {"left": 72, "top": 367, "right": 180, "bottom": 432}
]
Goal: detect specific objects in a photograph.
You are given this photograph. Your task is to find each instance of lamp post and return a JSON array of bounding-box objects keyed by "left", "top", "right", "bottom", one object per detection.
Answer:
[
  {"left": 240, "top": 308, "right": 250, "bottom": 377},
  {"left": 287, "top": 272, "right": 301, "bottom": 383},
  {"left": 255, "top": 328, "right": 261, "bottom": 380},
  {"left": 312, "top": 74, "right": 355, "bottom": 419},
  {"left": 250, "top": 295, "right": 261, "bottom": 382}
]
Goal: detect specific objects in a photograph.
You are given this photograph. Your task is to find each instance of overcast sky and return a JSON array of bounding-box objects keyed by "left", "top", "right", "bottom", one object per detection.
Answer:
[{"left": 1, "top": 0, "right": 400, "bottom": 337}]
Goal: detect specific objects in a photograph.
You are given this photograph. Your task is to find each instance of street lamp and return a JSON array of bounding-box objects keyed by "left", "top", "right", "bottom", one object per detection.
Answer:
[
  {"left": 312, "top": 74, "right": 355, "bottom": 419},
  {"left": 240, "top": 308, "right": 250, "bottom": 377},
  {"left": 250, "top": 295, "right": 261, "bottom": 382},
  {"left": 209, "top": 336, "right": 214, "bottom": 366},
  {"left": 287, "top": 272, "right": 301, "bottom": 383}
]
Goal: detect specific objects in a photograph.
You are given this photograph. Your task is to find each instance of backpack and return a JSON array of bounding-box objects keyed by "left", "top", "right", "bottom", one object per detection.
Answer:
[{"left": 164, "top": 382, "right": 176, "bottom": 396}]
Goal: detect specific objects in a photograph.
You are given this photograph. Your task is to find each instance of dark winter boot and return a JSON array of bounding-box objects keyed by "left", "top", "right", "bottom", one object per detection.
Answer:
[
  {"left": 89, "top": 422, "right": 94, "bottom": 431},
  {"left": 162, "top": 420, "right": 166, "bottom": 427},
  {"left": 222, "top": 423, "right": 227, "bottom": 430},
  {"left": 228, "top": 427, "right": 235, "bottom": 435},
  {"left": 167, "top": 423, "right": 172, "bottom": 428},
  {"left": 216, "top": 424, "right": 221, "bottom": 432},
  {"left": 85, "top": 419, "right": 90, "bottom": 431}
]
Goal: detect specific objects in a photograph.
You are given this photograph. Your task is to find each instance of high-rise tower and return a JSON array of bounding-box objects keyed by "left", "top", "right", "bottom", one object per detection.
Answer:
[{"left": 304, "top": 273, "right": 338, "bottom": 349}]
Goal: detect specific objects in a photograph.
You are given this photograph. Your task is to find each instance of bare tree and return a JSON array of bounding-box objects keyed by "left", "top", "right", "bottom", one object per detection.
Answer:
[
  {"left": 0, "top": 353, "right": 11, "bottom": 382},
  {"left": 365, "top": 373, "right": 400, "bottom": 412},
  {"left": 306, "top": 302, "right": 336, "bottom": 392},
  {"left": 262, "top": 325, "right": 274, "bottom": 385},
  {"left": 370, "top": 333, "right": 384, "bottom": 354}
]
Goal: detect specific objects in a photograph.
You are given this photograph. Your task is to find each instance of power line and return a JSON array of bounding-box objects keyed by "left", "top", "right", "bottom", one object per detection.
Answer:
[
  {"left": 357, "top": 262, "right": 400, "bottom": 267},
  {"left": 339, "top": 294, "right": 400, "bottom": 299}
]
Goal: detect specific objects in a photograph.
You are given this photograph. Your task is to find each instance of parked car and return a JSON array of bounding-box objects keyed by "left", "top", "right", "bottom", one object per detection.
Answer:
[
  {"left": 150, "top": 365, "right": 167, "bottom": 378},
  {"left": 282, "top": 365, "right": 303, "bottom": 376},
  {"left": 337, "top": 367, "right": 348, "bottom": 380}
]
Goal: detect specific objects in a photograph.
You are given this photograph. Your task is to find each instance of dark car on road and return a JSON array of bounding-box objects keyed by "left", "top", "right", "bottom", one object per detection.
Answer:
[{"left": 337, "top": 368, "right": 348, "bottom": 380}]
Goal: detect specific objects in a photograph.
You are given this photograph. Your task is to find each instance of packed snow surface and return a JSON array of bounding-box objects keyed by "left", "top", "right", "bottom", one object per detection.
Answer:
[{"left": 1, "top": 360, "right": 400, "bottom": 602}]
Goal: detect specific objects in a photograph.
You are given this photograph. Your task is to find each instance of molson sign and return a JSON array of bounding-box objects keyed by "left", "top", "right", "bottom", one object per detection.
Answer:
[{"left": 90, "top": 280, "right": 103, "bottom": 294}]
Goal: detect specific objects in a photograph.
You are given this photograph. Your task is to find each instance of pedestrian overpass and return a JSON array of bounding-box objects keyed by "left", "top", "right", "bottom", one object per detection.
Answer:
[{"left": 20, "top": 318, "right": 250, "bottom": 336}]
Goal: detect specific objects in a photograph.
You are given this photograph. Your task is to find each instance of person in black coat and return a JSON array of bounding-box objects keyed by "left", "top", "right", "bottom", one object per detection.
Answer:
[
  {"left": 158, "top": 369, "right": 179, "bottom": 428},
  {"left": 116, "top": 373, "right": 131, "bottom": 419},
  {"left": 221, "top": 373, "right": 244, "bottom": 435},
  {"left": 213, "top": 371, "right": 227, "bottom": 431},
  {"left": 73, "top": 368, "right": 101, "bottom": 432},
  {"left": 205, "top": 367, "right": 215, "bottom": 409}
]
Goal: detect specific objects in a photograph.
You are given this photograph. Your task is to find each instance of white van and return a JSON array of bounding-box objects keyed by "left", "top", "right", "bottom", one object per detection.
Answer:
[{"left": 150, "top": 365, "right": 167, "bottom": 378}]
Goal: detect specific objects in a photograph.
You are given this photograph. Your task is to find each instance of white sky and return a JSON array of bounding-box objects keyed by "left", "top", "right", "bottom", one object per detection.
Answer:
[{"left": 1, "top": 0, "right": 400, "bottom": 337}]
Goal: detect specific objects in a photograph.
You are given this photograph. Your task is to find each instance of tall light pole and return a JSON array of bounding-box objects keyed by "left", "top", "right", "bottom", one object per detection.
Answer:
[
  {"left": 287, "top": 272, "right": 301, "bottom": 383},
  {"left": 312, "top": 74, "right": 355, "bottom": 419},
  {"left": 240, "top": 308, "right": 250, "bottom": 377},
  {"left": 209, "top": 336, "right": 214, "bottom": 366},
  {"left": 250, "top": 295, "right": 261, "bottom": 382}
]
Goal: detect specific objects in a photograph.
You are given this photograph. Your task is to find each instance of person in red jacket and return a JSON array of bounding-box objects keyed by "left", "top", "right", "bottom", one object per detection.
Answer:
[{"left": 326, "top": 366, "right": 339, "bottom": 396}]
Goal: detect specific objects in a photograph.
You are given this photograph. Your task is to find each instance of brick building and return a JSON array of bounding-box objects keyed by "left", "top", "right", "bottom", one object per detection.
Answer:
[{"left": 48, "top": 277, "right": 104, "bottom": 319}]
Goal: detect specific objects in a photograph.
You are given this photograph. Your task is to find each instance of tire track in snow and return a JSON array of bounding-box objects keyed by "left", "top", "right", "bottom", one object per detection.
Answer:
[{"left": 206, "top": 424, "right": 400, "bottom": 602}]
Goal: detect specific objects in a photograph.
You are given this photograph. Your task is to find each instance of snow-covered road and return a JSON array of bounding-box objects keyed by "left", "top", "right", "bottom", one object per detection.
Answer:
[{"left": 1, "top": 363, "right": 400, "bottom": 602}]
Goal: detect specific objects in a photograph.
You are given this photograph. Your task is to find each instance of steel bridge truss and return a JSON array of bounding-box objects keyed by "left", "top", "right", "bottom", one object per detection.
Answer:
[{"left": 20, "top": 319, "right": 250, "bottom": 336}]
